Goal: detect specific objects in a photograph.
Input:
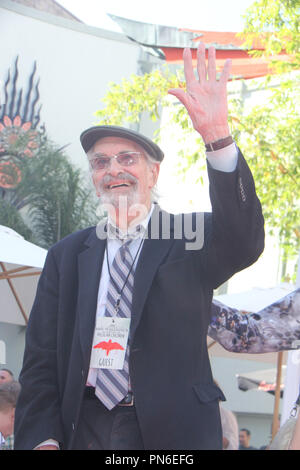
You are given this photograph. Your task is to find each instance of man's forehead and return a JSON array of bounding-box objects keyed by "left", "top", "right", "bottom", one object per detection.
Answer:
[
  {"left": 91, "top": 136, "right": 145, "bottom": 154},
  {"left": 0, "top": 371, "right": 9, "bottom": 379}
]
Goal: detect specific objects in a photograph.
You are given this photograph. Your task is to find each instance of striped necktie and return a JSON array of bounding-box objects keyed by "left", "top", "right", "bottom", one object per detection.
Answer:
[{"left": 95, "top": 231, "right": 140, "bottom": 410}]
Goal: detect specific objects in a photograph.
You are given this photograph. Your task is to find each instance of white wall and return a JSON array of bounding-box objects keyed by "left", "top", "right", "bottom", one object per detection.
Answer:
[
  {"left": 0, "top": 322, "right": 26, "bottom": 379},
  {"left": 0, "top": 0, "right": 151, "bottom": 169}
]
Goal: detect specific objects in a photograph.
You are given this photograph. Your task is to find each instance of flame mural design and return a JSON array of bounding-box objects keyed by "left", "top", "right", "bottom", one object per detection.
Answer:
[{"left": 0, "top": 57, "right": 45, "bottom": 188}]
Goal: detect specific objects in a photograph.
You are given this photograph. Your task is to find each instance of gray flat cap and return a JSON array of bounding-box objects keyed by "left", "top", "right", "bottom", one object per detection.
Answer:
[{"left": 80, "top": 125, "right": 164, "bottom": 162}]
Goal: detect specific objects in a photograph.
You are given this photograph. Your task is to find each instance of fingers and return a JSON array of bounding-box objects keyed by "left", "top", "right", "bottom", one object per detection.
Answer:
[
  {"left": 219, "top": 59, "right": 232, "bottom": 85},
  {"left": 184, "top": 43, "right": 217, "bottom": 85},
  {"left": 196, "top": 43, "right": 231, "bottom": 84},
  {"left": 183, "top": 48, "right": 195, "bottom": 86},
  {"left": 207, "top": 46, "right": 216, "bottom": 82},
  {"left": 168, "top": 88, "right": 189, "bottom": 108},
  {"left": 197, "top": 43, "right": 217, "bottom": 83},
  {"left": 175, "top": 43, "right": 231, "bottom": 94},
  {"left": 197, "top": 43, "right": 206, "bottom": 83}
]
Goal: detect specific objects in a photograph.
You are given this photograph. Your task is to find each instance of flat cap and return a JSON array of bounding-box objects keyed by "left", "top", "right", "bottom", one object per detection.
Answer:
[{"left": 80, "top": 125, "right": 164, "bottom": 162}]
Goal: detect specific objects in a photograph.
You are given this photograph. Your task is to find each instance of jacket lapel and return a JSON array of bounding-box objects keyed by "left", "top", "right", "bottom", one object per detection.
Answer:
[
  {"left": 130, "top": 206, "right": 175, "bottom": 341},
  {"left": 77, "top": 225, "right": 106, "bottom": 369},
  {"left": 77, "top": 208, "right": 175, "bottom": 364}
]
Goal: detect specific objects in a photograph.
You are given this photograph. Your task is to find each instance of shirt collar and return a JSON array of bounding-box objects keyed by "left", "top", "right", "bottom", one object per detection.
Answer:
[{"left": 107, "top": 203, "right": 155, "bottom": 240}]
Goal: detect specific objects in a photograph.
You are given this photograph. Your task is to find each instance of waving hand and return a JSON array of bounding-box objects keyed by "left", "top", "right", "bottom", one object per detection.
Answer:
[{"left": 168, "top": 43, "right": 232, "bottom": 144}]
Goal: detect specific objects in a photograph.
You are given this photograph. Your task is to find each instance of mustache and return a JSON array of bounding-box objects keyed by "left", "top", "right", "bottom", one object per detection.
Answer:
[{"left": 98, "top": 172, "right": 138, "bottom": 188}]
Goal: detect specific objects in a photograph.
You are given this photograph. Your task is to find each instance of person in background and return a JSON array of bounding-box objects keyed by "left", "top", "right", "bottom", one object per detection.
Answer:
[
  {"left": 289, "top": 412, "right": 300, "bottom": 450},
  {"left": 0, "top": 369, "right": 15, "bottom": 448},
  {"left": 0, "top": 369, "right": 14, "bottom": 384},
  {"left": 214, "top": 380, "right": 238, "bottom": 450},
  {"left": 220, "top": 406, "right": 239, "bottom": 450},
  {"left": 239, "top": 428, "right": 257, "bottom": 450},
  {"left": 0, "top": 381, "right": 21, "bottom": 450}
]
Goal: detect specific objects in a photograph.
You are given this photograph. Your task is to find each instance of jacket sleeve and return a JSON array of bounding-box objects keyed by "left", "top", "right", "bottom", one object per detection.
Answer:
[
  {"left": 208, "top": 289, "right": 300, "bottom": 353},
  {"left": 14, "top": 248, "right": 65, "bottom": 450},
  {"left": 204, "top": 147, "right": 265, "bottom": 289}
]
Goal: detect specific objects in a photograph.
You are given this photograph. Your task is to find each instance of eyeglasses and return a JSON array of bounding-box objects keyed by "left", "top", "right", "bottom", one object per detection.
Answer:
[{"left": 89, "top": 151, "right": 143, "bottom": 171}]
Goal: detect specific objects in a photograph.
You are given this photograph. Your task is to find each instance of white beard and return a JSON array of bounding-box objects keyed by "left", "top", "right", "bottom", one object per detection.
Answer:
[
  {"left": 99, "top": 186, "right": 140, "bottom": 208},
  {"left": 95, "top": 171, "right": 151, "bottom": 226}
]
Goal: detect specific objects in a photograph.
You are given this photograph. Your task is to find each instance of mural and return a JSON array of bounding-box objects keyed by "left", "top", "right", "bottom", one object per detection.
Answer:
[{"left": 0, "top": 57, "right": 45, "bottom": 189}]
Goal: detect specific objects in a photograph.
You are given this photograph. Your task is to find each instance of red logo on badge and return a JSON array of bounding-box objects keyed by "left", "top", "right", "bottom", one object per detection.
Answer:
[{"left": 93, "top": 339, "right": 125, "bottom": 356}]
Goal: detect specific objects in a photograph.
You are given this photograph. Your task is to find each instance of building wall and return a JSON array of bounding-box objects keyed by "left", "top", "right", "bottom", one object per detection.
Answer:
[
  {"left": 0, "top": 0, "right": 160, "bottom": 172},
  {"left": 9, "top": 0, "right": 82, "bottom": 21},
  {"left": 0, "top": 322, "right": 26, "bottom": 379}
]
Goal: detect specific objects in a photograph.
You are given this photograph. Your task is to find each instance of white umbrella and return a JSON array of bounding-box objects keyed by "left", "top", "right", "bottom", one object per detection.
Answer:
[
  {"left": 215, "top": 285, "right": 294, "bottom": 314},
  {"left": 236, "top": 366, "right": 286, "bottom": 397},
  {"left": 208, "top": 284, "right": 295, "bottom": 363},
  {"left": 0, "top": 225, "right": 47, "bottom": 326}
]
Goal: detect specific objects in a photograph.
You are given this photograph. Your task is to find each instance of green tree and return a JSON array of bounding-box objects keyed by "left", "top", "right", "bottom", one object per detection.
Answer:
[
  {"left": 0, "top": 198, "right": 33, "bottom": 241},
  {"left": 238, "top": 0, "right": 300, "bottom": 272},
  {"left": 94, "top": 1, "right": 300, "bottom": 280},
  {"left": 0, "top": 139, "right": 98, "bottom": 248},
  {"left": 240, "top": 0, "right": 300, "bottom": 73}
]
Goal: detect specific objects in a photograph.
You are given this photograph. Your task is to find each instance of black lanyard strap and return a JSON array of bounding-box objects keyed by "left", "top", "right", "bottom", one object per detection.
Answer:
[{"left": 106, "top": 236, "right": 144, "bottom": 314}]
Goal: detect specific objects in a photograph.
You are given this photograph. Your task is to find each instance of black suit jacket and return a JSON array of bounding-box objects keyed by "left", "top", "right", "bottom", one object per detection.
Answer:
[{"left": 14, "top": 150, "right": 264, "bottom": 450}]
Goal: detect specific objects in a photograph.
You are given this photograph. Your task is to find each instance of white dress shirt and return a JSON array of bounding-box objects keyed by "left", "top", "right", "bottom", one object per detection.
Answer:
[{"left": 86, "top": 205, "right": 154, "bottom": 386}]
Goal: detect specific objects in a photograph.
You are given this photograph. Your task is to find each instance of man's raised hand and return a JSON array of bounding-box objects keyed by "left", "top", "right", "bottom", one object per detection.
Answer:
[{"left": 168, "top": 42, "right": 232, "bottom": 144}]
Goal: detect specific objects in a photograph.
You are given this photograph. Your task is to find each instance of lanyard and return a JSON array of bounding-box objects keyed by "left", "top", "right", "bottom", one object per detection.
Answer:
[{"left": 105, "top": 236, "right": 144, "bottom": 314}]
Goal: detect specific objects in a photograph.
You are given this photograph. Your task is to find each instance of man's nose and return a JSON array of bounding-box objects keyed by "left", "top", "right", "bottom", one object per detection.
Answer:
[{"left": 107, "top": 156, "right": 123, "bottom": 175}]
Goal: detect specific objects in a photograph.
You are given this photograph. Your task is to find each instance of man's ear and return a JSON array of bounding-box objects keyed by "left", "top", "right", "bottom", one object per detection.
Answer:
[{"left": 149, "top": 163, "right": 160, "bottom": 188}]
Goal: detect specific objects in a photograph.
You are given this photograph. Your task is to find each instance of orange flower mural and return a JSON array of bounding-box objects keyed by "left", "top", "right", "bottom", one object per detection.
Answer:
[
  {"left": 0, "top": 161, "right": 22, "bottom": 189},
  {"left": 0, "top": 115, "right": 40, "bottom": 157},
  {"left": 0, "top": 115, "right": 42, "bottom": 188},
  {"left": 0, "top": 56, "right": 44, "bottom": 189}
]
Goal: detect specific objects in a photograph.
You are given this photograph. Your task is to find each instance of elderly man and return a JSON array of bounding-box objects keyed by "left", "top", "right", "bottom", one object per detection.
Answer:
[{"left": 14, "top": 43, "right": 264, "bottom": 450}]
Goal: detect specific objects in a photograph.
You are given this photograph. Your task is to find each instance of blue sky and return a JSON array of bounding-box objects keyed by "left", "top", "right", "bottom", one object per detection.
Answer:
[{"left": 56, "top": 0, "right": 255, "bottom": 33}]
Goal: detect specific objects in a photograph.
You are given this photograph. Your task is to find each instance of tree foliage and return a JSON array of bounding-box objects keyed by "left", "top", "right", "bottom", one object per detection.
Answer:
[
  {"left": 238, "top": 0, "right": 300, "bottom": 265},
  {"left": 240, "top": 0, "right": 300, "bottom": 73},
  {"left": 229, "top": 83, "right": 300, "bottom": 262},
  {"left": 0, "top": 138, "right": 98, "bottom": 248},
  {"left": 96, "top": 69, "right": 181, "bottom": 125},
  {"left": 0, "top": 198, "right": 33, "bottom": 241}
]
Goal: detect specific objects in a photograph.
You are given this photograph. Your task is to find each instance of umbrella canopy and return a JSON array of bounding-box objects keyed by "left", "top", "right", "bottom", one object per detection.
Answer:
[
  {"left": 0, "top": 225, "right": 47, "bottom": 325},
  {"left": 236, "top": 366, "right": 286, "bottom": 398},
  {"left": 215, "top": 285, "right": 295, "bottom": 314},
  {"left": 208, "top": 285, "right": 295, "bottom": 363},
  {"left": 209, "top": 284, "right": 296, "bottom": 440}
]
